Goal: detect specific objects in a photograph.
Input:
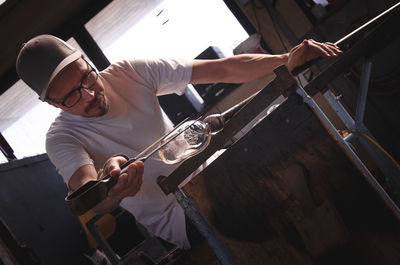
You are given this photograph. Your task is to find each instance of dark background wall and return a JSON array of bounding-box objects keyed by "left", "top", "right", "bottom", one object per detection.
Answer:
[{"left": 0, "top": 154, "right": 87, "bottom": 265}]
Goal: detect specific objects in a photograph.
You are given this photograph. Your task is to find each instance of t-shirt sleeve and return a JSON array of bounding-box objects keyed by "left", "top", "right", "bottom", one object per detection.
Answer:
[
  {"left": 46, "top": 131, "right": 93, "bottom": 185},
  {"left": 126, "top": 58, "right": 193, "bottom": 96}
]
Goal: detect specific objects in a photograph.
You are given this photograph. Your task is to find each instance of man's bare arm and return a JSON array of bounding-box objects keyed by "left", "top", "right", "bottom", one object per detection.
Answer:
[
  {"left": 190, "top": 39, "right": 342, "bottom": 85},
  {"left": 68, "top": 164, "right": 98, "bottom": 191},
  {"left": 191, "top": 53, "right": 288, "bottom": 84}
]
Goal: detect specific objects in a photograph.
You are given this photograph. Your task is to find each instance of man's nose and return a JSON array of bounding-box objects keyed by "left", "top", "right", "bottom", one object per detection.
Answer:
[{"left": 81, "top": 87, "right": 95, "bottom": 99}]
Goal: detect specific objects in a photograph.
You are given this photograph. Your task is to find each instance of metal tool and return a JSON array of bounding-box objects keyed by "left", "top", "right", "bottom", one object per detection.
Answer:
[
  {"left": 65, "top": 116, "right": 202, "bottom": 216},
  {"left": 291, "top": 1, "right": 400, "bottom": 75}
]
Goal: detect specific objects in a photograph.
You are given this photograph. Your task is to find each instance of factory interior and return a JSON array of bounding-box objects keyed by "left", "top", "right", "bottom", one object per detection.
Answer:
[{"left": 0, "top": 0, "right": 400, "bottom": 264}]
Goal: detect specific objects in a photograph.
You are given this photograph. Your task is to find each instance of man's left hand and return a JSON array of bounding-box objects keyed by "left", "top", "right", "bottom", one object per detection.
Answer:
[{"left": 286, "top": 39, "right": 343, "bottom": 71}]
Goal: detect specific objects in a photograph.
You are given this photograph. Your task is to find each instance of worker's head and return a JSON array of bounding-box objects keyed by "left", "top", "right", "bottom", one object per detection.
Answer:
[{"left": 16, "top": 34, "right": 108, "bottom": 117}]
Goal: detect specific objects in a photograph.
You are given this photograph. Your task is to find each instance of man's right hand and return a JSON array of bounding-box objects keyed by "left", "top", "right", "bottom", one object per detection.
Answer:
[
  {"left": 68, "top": 155, "right": 144, "bottom": 215},
  {"left": 102, "top": 155, "right": 144, "bottom": 202}
]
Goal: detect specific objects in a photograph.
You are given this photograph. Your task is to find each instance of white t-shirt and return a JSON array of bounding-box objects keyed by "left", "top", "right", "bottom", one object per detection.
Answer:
[{"left": 46, "top": 58, "right": 193, "bottom": 249}]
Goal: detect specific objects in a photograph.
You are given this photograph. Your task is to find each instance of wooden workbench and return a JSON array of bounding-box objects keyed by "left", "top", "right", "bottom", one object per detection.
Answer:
[{"left": 181, "top": 94, "right": 400, "bottom": 265}]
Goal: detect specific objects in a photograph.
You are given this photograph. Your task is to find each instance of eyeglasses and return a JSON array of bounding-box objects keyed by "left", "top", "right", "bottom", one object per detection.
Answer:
[{"left": 47, "top": 62, "right": 99, "bottom": 108}]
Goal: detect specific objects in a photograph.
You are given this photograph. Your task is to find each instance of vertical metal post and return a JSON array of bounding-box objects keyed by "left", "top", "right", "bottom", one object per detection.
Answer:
[
  {"left": 174, "top": 189, "right": 238, "bottom": 265},
  {"left": 355, "top": 60, "right": 372, "bottom": 127},
  {"left": 323, "top": 90, "right": 355, "bottom": 129}
]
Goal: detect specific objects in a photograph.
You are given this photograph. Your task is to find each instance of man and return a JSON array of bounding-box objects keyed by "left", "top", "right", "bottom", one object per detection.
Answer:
[{"left": 16, "top": 34, "right": 342, "bottom": 249}]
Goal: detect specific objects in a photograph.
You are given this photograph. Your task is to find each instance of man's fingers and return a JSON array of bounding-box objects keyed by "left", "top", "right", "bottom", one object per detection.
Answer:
[
  {"left": 309, "top": 39, "right": 342, "bottom": 57},
  {"left": 324, "top": 42, "right": 343, "bottom": 54},
  {"left": 126, "top": 162, "right": 144, "bottom": 196},
  {"left": 109, "top": 173, "right": 128, "bottom": 192},
  {"left": 108, "top": 161, "right": 144, "bottom": 198},
  {"left": 135, "top": 161, "right": 144, "bottom": 176},
  {"left": 103, "top": 156, "right": 128, "bottom": 176},
  {"left": 130, "top": 169, "right": 143, "bottom": 196},
  {"left": 109, "top": 167, "right": 121, "bottom": 176},
  {"left": 324, "top": 41, "right": 339, "bottom": 48},
  {"left": 105, "top": 162, "right": 120, "bottom": 176},
  {"left": 307, "top": 39, "right": 333, "bottom": 57},
  {"left": 126, "top": 163, "right": 137, "bottom": 187}
]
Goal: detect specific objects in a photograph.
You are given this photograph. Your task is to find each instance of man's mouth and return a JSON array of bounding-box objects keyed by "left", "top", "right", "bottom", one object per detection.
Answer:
[{"left": 85, "top": 94, "right": 102, "bottom": 113}]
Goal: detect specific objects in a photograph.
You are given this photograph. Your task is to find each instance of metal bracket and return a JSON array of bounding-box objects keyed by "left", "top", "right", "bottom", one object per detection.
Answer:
[
  {"left": 296, "top": 85, "right": 400, "bottom": 219},
  {"left": 323, "top": 60, "right": 400, "bottom": 194}
]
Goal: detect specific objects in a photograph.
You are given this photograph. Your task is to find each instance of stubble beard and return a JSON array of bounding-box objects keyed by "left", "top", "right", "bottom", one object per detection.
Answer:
[{"left": 85, "top": 92, "right": 109, "bottom": 117}]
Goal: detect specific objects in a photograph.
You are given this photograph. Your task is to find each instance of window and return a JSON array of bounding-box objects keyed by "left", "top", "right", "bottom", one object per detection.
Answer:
[
  {"left": 0, "top": 81, "right": 60, "bottom": 163},
  {"left": 86, "top": 0, "right": 248, "bottom": 61}
]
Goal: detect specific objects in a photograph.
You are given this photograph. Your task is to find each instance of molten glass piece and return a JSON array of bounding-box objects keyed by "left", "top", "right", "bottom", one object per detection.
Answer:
[
  {"left": 158, "top": 120, "right": 213, "bottom": 164},
  {"left": 158, "top": 96, "right": 253, "bottom": 164}
]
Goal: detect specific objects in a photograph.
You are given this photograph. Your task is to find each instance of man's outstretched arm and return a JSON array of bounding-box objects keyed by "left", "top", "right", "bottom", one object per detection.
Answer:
[{"left": 190, "top": 39, "right": 342, "bottom": 84}]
